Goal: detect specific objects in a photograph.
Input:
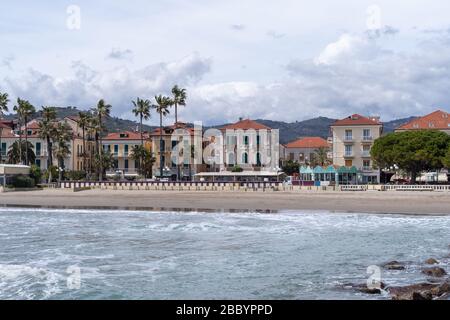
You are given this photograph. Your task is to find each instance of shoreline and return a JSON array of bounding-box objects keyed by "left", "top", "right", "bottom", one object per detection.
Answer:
[{"left": 1, "top": 189, "right": 450, "bottom": 215}]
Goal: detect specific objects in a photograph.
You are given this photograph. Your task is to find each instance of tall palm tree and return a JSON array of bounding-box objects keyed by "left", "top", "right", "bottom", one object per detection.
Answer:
[
  {"left": 153, "top": 95, "right": 172, "bottom": 179},
  {"left": 13, "top": 98, "right": 35, "bottom": 165},
  {"left": 53, "top": 122, "right": 72, "bottom": 184},
  {"left": 38, "top": 106, "right": 57, "bottom": 183},
  {"left": 0, "top": 92, "right": 9, "bottom": 163},
  {"left": 132, "top": 98, "right": 151, "bottom": 177},
  {"left": 91, "top": 99, "right": 111, "bottom": 181},
  {"left": 77, "top": 111, "right": 90, "bottom": 173},
  {"left": 171, "top": 85, "right": 187, "bottom": 125}
]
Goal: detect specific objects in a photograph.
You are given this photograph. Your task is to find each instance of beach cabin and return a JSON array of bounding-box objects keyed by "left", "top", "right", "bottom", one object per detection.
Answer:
[
  {"left": 300, "top": 165, "right": 362, "bottom": 186},
  {"left": 0, "top": 164, "right": 31, "bottom": 187}
]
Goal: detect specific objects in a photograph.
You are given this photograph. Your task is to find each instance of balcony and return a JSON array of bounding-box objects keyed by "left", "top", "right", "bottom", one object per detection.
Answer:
[
  {"left": 343, "top": 152, "right": 354, "bottom": 158},
  {"left": 343, "top": 136, "right": 354, "bottom": 143},
  {"left": 361, "top": 151, "right": 371, "bottom": 158},
  {"left": 361, "top": 166, "right": 373, "bottom": 171},
  {"left": 361, "top": 136, "right": 373, "bottom": 143}
]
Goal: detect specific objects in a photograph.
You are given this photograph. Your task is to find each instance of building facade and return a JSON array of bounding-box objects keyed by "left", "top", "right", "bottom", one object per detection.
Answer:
[
  {"left": 395, "top": 110, "right": 450, "bottom": 135},
  {"left": 102, "top": 131, "right": 150, "bottom": 176},
  {"left": 283, "top": 137, "right": 330, "bottom": 165},
  {"left": 330, "top": 114, "right": 382, "bottom": 184}
]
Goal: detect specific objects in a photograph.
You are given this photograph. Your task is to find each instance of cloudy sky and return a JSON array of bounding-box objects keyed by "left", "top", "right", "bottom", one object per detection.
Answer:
[{"left": 1, "top": 0, "right": 450, "bottom": 125}]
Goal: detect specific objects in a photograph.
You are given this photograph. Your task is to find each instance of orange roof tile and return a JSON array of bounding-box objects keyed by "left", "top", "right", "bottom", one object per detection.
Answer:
[
  {"left": 221, "top": 119, "right": 271, "bottom": 131},
  {"left": 285, "top": 137, "right": 329, "bottom": 149},
  {"left": 103, "top": 131, "right": 145, "bottom": 140},
  {"left": 396, "top": 110, "right": 450, "bottom": 130},
  {"left": 332, "top": 114, "right": 381, "bottom": 126}
]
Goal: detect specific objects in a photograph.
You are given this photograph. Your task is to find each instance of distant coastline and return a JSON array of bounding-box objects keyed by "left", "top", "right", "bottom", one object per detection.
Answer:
[{"left": 1, "top": 189, "right": 449, "bottom": 215}]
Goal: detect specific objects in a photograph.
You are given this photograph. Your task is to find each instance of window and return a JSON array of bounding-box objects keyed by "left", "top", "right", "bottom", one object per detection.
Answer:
[
  {"left": 124, "top": 144, "right": 129, "bottom": 156},
  {"left": 0, "top": 142, "right": 6, "bottom": 156},
  {"left": 256, "top": 153, "right": 261, "bottom": 166},
  {"left": 35, "top": 159, "right": 41, "bottom": 167},
  {"left": 362, "top": 145, "right": 370, "bottom": 156},
  {"left": 363, "top": 160, "right": 371, "bottom": 170},
  {"left": 363, "top": 129, "right": 371, "bottom": 140},
  {"left": 114, "top": 145, "right": 118, "bottom": 155},
  {"left": 124, "top": 159, "right": 129, "bottom": 172},
  {"left": 35, "top": 142, "right": 41, "bottom": 157},
  {"left": 345, "top": 160, "right": 353, "bottom": 167},
  {"left": 242, "top": 152, "right": 248, "bottom": 164},
  {"left": 228, "top": 153, "right": 235, "bottom": 166},
  {"left": 345, "top": 145, "right": 353, "bottom": 156},
  {"left": 244, "top": 136, "right": 249, "bottom": 145},
  {"left": 345, "top": 130, "right": 353, "bottom": 140}
]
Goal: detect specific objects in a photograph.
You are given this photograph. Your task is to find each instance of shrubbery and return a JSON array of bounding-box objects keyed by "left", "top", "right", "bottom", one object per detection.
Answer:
[
  {"left": 30, "top": 165, "right": 42, "bottom": 185},
  {"left": 9, "top": 175, "right": 36, "bottom": 188},
  {"left": 65, "top": 170, "right": 87, "bottom": 181}
]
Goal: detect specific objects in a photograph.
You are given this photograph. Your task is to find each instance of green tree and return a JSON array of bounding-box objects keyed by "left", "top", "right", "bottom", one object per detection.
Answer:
[
  {"left": 312, "top": 146, "right": 330, "bottom": 166},
  {"left": 53, "top": 122, "right": 73, "bottom": 184},
  {"left": 0, "top": 92, "right": 9, "bottom": 163},
  {"left": 91, "top": 99, "right": 112, "bottom": 181},
  {"left": 371, "top": 130, "right": 450, "bottom": 184},
  {"left": 171, "top": 85, "right": 187, "bottom": 125},
  {"left": 77, "top": 111, "right": 91, "bottom": 175},
  {"left": 13, "top": 98, "right": 36, "bottom": 165},
  {"left": 282, "top": 160, "right": 300, "bottom": 176},
  {"left": 38, "top": 106, "right": 57, "bottom": 182},
  {"left": 94, "top": 151, "right": 115, "bottom": 179},
  {"left": 443, "top": 146, "right": 450, "bottom": 169},
  {"left": 153, "top": 95, "right": 172, "bottom": 179},
  {"left": 132, "top": 97, "right": 151, "bottom": 174},
  {"left": 130, "top": 145, "right": 155, "bottom": 179},
  {"left": 7, "top": 140, "right": 36, "bottom": 165}
]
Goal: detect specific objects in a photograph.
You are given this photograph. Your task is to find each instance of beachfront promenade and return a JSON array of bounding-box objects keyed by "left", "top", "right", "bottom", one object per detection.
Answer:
[{"left": 54, "top": 180, "right": 450, "bottom": 193}]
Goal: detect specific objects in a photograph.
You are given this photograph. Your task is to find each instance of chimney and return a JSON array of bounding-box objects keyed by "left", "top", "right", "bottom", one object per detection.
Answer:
[{"left": 239, "top": 117, "right": 243, "bottom": 122}]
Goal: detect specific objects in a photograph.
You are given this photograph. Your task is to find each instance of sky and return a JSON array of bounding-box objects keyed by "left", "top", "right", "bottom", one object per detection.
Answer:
[{"left": 1, "top": 0, "right": 450, "bottom": 125}]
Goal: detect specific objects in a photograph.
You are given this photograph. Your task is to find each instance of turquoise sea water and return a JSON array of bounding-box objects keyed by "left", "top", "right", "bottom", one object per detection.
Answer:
[{"left": 0, "top": 207, "right": 448, "bottom": 300}]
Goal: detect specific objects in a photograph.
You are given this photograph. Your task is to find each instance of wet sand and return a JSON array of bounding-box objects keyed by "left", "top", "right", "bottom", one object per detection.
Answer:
[{"left": 1, "top": 189, "right": 450, "bottom": 214}]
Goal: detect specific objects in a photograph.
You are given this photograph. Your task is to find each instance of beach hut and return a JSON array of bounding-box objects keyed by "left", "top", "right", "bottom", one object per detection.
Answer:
[
  {"left": 0, "top": 164, "right": 31, "bottom": 187},
  {"left": 337, "top": 166, "right": 360, "bottom": 185},
  {"left": 299, "top": 166, "right": 314, "bottom": 186}
]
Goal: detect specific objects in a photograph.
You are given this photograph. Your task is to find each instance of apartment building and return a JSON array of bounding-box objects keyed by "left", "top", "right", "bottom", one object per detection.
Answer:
[
  {"left": 102, "top": 131, "right": 150, "bottom": 176},
  {"left": 395, "top": 110, "right": 450, "bottom": 134},
  {"left": 283, "top": 137, "right": 330, "bottom": 165},
  {"left": 218, "top": 118, "right": 280, "bottom": 172},
  {"left": 150, "top": 122, "right": 205, "bottom": 180},
  {"left": 0, "top": 116, "right": 94, "bottom": 172},
  {"left": 330, "top": 114, "right": 382, "bottom": 184}
]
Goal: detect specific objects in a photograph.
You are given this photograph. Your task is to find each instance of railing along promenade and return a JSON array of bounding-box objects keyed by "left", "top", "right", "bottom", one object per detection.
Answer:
[{"left": 58, "top": 181, "right": 450, "bottom": 192}]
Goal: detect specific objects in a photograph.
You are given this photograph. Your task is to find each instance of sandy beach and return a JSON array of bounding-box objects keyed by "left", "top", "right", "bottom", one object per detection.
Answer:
[{"left": 1, "top": 189, "right": 450, "bottom": 214}]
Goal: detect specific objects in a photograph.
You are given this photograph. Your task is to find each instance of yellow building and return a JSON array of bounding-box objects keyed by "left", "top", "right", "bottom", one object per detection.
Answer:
[
  {"left": 330, "top": 114, "right": 383, "bottom": 184},
  {"left": 102, "top": 131, "right": 150, "bottom": 176}
]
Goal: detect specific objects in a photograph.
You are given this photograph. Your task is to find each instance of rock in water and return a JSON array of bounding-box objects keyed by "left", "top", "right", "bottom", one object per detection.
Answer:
[
  {"left": 421, "top": 267, "right": 447, "bottom": 278},
  {"left": 382, "top": 261, "right": 406, "bottom": 270},
  {"left": 389, "top": 283, "right": 436, "bottom": 300},
  {"left": 425, "top": 258, "right": 439, "bottom": 265}
]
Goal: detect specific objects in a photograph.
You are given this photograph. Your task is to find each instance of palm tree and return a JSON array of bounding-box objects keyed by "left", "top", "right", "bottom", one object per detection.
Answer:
[
  {"left": 91, "top": 99, "right": 111, "bottom": 181},
  {"left": 77, "top": 111, "right": 91, "bottom": 174},
  {"left": 53, "top": 122, "right": 72, "bottom": 184},
  {"left": 171, "top": 85, "right": 187, "bottom": 125},
  {"left": 38, "top": 107, "right": 57, "bottom": 183},
  {"left": 313, "top": 146, "right": 330, "bottom": 166},
  {"left": 13, "top": 98, "right": 35, "bottom": 165},
  {"left": 132, "top": 98, "right": 151, "bottom": 176},
  {"left": 153, "top": 95, "right": 172, "bottom": 179},
  {"left": 130, "top": 145, "right": 155, "bottom": 178},
  {"left": 0, "top": 92, "right": 9, "bottom": 163},
  {"left": 7, "top": 141, "right": 36, "bottom": 165}
]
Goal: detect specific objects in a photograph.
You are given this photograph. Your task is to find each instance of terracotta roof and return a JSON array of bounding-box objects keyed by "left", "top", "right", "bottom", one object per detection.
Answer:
[
  {"left": 103, "top": 131, "right": 146, "bottom": 141},
  {"left": 150, "top": 123, "right": 196, "bottom": 136},
  {"left": 285, "top": 137, "right": 329, "bottom": 149},
  {"left": 221, "top": 119, "right": 271, "bottom": 131},
  {"left": 332, "top": 114, "right": 381, "bottom": 126},
  {"left": 396, "top": 110, "right": 450, "bottom": 130}
]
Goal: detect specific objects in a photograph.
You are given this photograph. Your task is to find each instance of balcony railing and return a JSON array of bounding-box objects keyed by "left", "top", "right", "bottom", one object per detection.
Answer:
[
  {"left": 344, "top": 152, "right": 354, "bottom": 158},
  {"left": 362, "top": 136, "right": 373, "bottom": 142},
  {"left": 361, "top": 151, "right": 371, "bottom": 157},
  {"left": 343, "top": 136, "right": 354, "bottom": 142}
]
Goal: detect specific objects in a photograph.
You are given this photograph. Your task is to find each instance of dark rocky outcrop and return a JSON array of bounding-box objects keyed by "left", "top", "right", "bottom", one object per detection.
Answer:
[
  {"left": 340, "top": 282, "right": 386, "bottom": 295},
  {"left": 421, "top": 267, "right": 447, "bottom": 278},
  {"left": 382, "top": 261, "right": 406, "bottom": 270},
  {"left": 425, "top": 258, "right": 439, "bottom": 265}
]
